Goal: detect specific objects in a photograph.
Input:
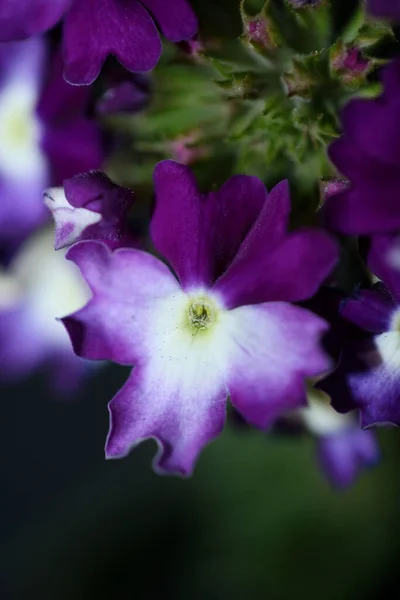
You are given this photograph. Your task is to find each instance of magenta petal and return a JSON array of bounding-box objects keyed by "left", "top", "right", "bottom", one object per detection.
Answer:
[
  {"left": 227, "top": 303, "right": 331, "bottom": 429},
  {"left": 151, "top": 160, "right": 267, "bottom": 289},
  {"left": 368, "top": 234, "right": 400, "bottom": 302},
  {"left": 324, "top": 138, "right": 400, "bottom": 234},
  {"left": 0, "top": 0, "right": 70, "bottom": 42},
  {"left": 368, "top": 0, "right": 400, "bottom": 20},
  {"left": 215, "top": 224, "right": 338, "bottom": 309},
  {"left": 62, "top": 241, "right": 180, "bottom": 363},
  {"left": 317, "top": 428, "right": 379, "bottom": 489},
  {"left": 63, "top": 0, "right": 161, "bottom": 85},
  {"left": 341, "top": 287, "right": 396, "bottom": 333},
  {"left": 106, "top": 367, "right": 226, "bottom": 476},
  {"left": 140, "top": 0, "right": 198, "bottom": 42}
]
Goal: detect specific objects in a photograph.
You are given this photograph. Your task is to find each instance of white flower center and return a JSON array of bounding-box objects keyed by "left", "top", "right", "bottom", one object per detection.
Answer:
[{"left": 0, "top": 81, "right": 46, "bottom": 179}]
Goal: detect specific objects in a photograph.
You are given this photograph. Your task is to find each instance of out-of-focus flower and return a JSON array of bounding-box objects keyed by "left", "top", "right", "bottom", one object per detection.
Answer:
[
  {"left": 324, "top": 58, "right": 400, "bottom": 235},
  {"left": 62, "top": 160, "right": 337, "bottom": 475},
  {"left": 96, "top": 70, "right": 151, "bottom": 116},
  {"left": 320, "top": 234, "right": 400, "bottom": 427},
  {"left": 0, "top": 228, "right": 90, "bottom": 392},
  {"left": 368, "top": 0, "right": 400, "bottom": 21},
  {"left": 44, "top": 171, "right": 136, "bottom": 250},
  {"left": 0, "top": 0, "right": 198, "bottom": 85},
  {"left": 0, "top": 37, "right": 102, "bottom": 257},
  {"left": 302, "top": 389, "right": 379, "bottom": 488}
]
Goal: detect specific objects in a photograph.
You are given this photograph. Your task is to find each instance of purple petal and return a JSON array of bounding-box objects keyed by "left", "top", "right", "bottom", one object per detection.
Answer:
[
  {"left": 0, "top": 0, "right": 69, "bottom": 42},
  {"left": 317, "top": 427, "right": 379, "bottom": 488},
  {"left": 37, "top": 50, "right": 103, "bottom": 184},
  {"left": 368, "top": 234, "right": 400, "bottom": 302},
  {"left": 368, "top": 0, "right": 400, "bottom": 20},
  {"left": 324, "top": 137, "right": 400, "bottom": 234},
  {"left": 150, "top": 160, "right": 267, "bottom": 289},
  {"left": 341, "top": 287, "right": 396, "bottom": 333},
  {"left": 341, "top": 97, "right": 400, "bottom": 167},
  {"left": 45, "top": 172, "right": 135, "bottom": 250},
  {"left": 62, "top": 241, "right": 180, "bottom": 364},
  {"left": 214, "top": 199, "right": 338, "bottom": 308},
  {"left": 140, "top": 0, "right": 198, "bottom": 42},
  {"left": 63, "top": 0, "right": 161, "bottom": 85},
  {"left": 227, "top": 303, "right": 331, "bottom": 428},
  {"left": 319, "top": 335, "right": 400, "bottom": 427},
  {"left": 106, "top": 366, "right": 226, "bottom": 476}
]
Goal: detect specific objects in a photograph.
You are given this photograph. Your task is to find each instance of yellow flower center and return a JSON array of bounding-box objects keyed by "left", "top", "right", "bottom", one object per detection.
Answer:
[{"left": 185, "top": 295, "right": 219, "bottom": 335}]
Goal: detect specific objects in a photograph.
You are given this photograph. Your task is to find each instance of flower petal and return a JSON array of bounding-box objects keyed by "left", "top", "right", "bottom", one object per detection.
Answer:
[
  {"left": 324, "top": 137, "right": 400, "bottom": 234},
  {"left": 214, "top": 220, "right": 338, "bottom": 308},
  {"left": 225, "top": 303, "right": 331, "bottom": 428},
  {"left": 140, "top": 0, "right": 198, "bottom": 42},
  {"left": 150, "top": 160, "right": 267, "bottom": 289},
  {"left": 368, "top": 234, "right": 400, "bottom": 302},
  {"left": 341, "top": 286, "right": 396, "bottom": 333},
  {"left": 62, "top": 241, "right": 180, "bottom": 363},
  {"left": 63, "top": 0, "right": 161, "bottom": 85},
  {"left": 319, "top": 335, "right": 400, "bottom": 427},
  {"left": 316, "top": 428, "right": 379, "bottom": 488},
  {"left": 368, "top": 0, "right": 400, "bottom": 20},
  {"left": 0, "top": 0, "right": 69, "bottom": 41},
  {"left": 106, "top": 365, "right": 226, "bottom": 476},
  {"left": 45, "top": 172, "right": 135, "bottom": 250}
]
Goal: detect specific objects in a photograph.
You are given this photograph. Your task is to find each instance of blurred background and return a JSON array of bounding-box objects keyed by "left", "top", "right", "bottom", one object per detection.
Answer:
[{"left": 2, "top": 367, "right": 400, "bottom": 600}]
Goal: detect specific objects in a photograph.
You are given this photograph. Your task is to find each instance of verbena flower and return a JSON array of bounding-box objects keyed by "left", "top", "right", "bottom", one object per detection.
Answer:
[
  {"left": 0, "top": 0, "right": 198, "bottom": 85},
  {"left": 302, "top": 389, "right": 379, "bottom": 488},
  {"left": 324, "top": 58, "right": 400, "bottom": 235},
  {"left": 320, "top": 234, "right": 400, "bottom": 427},
  {"left": 0, "top": 37, "right": 102, "bottom": 258},
  {"left": 62, "top": 160, "right": 338, "bottom": 475},
  {"left": 0, "top": 228, "right": 90, "bottom": 391},
  {"left": 44, "top": 171, "right": 136, "bottom": 250}
]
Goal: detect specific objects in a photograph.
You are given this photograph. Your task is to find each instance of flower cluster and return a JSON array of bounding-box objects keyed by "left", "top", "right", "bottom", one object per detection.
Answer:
[{"left": 2, "top": 0, "right": 400, "bottom": 488}]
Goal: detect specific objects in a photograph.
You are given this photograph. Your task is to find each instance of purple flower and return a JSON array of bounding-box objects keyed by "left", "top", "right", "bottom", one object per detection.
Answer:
[
  {"left": 44, "top": 171, "right": 136, "bottom": 250},
  {"left": 302, "top": 390, "right": 379, "bottom": 488},
  {"left": 0, "top": 228, "right": 91, "bottom": 392},
  {"left": 0, "top": 37, "right": 102, "bottom": 257},
  {"left": 320, "top": 234, "right": 400, "bottom": 427},
  {"left": 62, "top": 160, "right": 338, "bottom": 475},
  {"left": 368, "top": 0, "right": 400, "bottom": 20},
  {"left": 0, "top": 0, "right": 198, "bottom": 85},
  {"left": 324, "top": 58, "right": 400, "bottom": 235},
  {"left": 287, "top": 0, "right": 322, "bottom": 6}
]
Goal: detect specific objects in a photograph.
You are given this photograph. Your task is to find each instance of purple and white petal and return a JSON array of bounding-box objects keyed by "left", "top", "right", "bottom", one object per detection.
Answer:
[
  {"left": 140, "top": 0, "right": 198, "bottom": 42},
  {"left": 63, "top": 241, "right": 181, "bottom": 364},
  {"left": 45, "top": 171, "right": 135, "bottom": 250},
  {"left": 63, "top": 0, "right": 161, "bottom": 85},
  {"left": 367, "top": 234, "right": 400, "bottom": 302},
  {"left": 225, "top": 303, "right": 331, "bottom": 428},
  {"left": 106, "top": 363, "right": 226, "bottom": 476}
]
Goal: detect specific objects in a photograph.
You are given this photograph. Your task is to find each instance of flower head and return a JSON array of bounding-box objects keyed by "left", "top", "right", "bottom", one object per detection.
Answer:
[
  {"left": 0, "top": 37, "right": 102, "bottom": 257},
  {"left": 44, "top": 171, "right": 136, "bottom": 250},
  {"left": 320, "top": 234, "right": 400, "bottom": 427},
  {"left": 324, "top": 58, "right": 400, "bottom": 235},
  {"left": 0, "top": 228, "right": 90, "bottom": 391},
  {"left": 63, "top": 160, "right": 337, "bottom": 475},
  {"left": 0, "top": 0, "right": 198, "bottom": 85},
  {"left": 302, "top": 388, "right": 379, "bottom": 488}
]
